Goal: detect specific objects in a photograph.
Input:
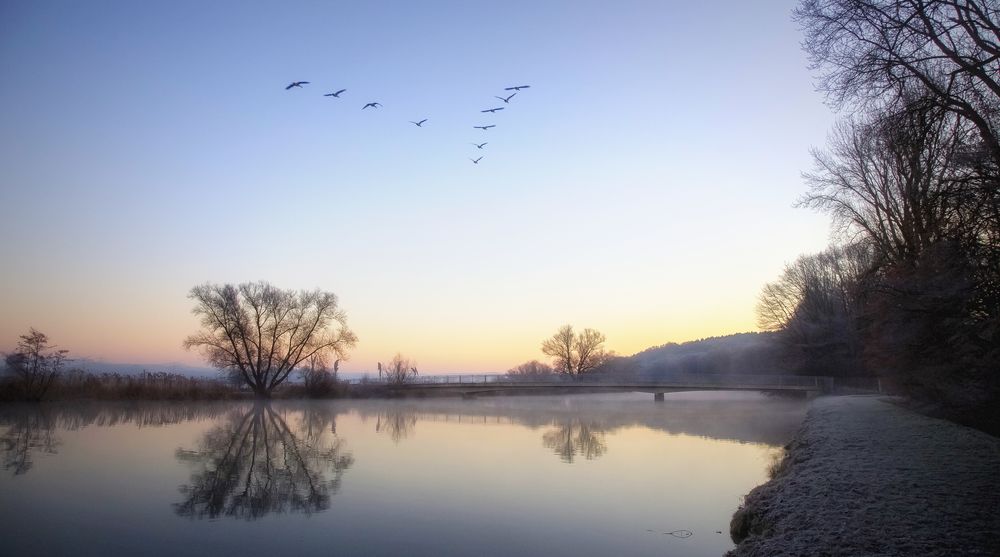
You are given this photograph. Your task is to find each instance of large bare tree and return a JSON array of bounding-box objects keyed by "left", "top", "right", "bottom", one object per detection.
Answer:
[
  {"left": 184, "top": 282, "right": 357, "bottom": 397},
  {"left": 541, "top": 325, "right": 576, "bottom": 374},
  {"left": 796, "top": 0, "right": 1000, "bottom": 164},
  {"left": 541, "top": 325, "right": 611, "bottom": 376},
  {"left": 801, "top": 99, "right": 970, "bottom": 262}
]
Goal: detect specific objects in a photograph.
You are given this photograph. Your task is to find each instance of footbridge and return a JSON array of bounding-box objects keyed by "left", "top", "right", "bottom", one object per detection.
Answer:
[{"left": 348, "top": 373, "right": 834, "bottom": 400}]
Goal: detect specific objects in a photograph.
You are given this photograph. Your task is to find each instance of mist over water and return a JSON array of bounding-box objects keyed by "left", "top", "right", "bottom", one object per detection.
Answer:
[{"left": 0, "top": 393, "right": 805, "bottom": 556}]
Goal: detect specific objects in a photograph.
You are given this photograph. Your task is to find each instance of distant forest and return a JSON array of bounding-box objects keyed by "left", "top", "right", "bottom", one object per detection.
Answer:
[{"left": 626, "top": 333, "right": 785, "bottom": 377}]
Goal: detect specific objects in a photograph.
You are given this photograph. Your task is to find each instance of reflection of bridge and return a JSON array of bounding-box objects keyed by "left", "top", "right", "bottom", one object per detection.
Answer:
[{"left": 348, "top": 374, "right": 834, "bottom": 400}]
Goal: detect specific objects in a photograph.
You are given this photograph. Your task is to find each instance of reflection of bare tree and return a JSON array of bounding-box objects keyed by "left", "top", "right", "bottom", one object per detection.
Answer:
[
  {"left": 174, "top": 403, "right": 353, "bottom": 520},
  {"left": 299, "top": 403, "right": 338, "bottom": 443},
  {"left": 1, "top": 409, "right": 59, "bottom": 475},
  {"left": 0, "top": 403, "right": 233, "bottom": 477},
  {"left": 375, "top": 410, "right": 417, "bottom": 443},
  {"left": 542, "top": 420, "right": 608, "bottom": 463}
]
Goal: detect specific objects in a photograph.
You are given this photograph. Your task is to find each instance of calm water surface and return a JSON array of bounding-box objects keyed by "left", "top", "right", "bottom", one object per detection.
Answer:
[{"left": 0, "top": 392, "right": 805, "bottom": 556}]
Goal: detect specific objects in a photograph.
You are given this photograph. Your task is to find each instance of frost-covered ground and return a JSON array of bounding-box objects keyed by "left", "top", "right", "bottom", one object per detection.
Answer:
[{"left": 729, "top": 396, "right": 1000, "bottom": 556}]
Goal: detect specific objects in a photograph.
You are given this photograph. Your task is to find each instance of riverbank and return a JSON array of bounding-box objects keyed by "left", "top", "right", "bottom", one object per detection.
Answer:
[{"left": 728, "top": 396, "right": 1000, "bottom": 556}]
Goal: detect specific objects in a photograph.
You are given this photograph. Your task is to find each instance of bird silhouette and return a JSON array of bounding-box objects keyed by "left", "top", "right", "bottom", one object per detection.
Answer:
[
  {"left": 504, "top": 85, "right": 530, "bottom": 91},
  {"left": 362, "top": 102, "right": 382, "bottom": 109},
  {"left": 474, "top": 125, "right": 496, "bottom": 130},
  {"left": 471, "top": 157, "right": 483, "bottom": 164},
  {"left": 481, "top": 107, "right": 505, "bottom": 113},
  {"left": 471, "top": 142, "right": 488, "bottom": 149},
  {"left": 495, "top": 93, "right": 517, "bottom": 103},
  {"left": 285, "top": 81, "right": 310, "bottom": 89},
  {"left": 324, "top": 89, "right": 347, "bottom": 97},
  {"left": 410, "top": 119, "right": 428, "bottom": 127}
]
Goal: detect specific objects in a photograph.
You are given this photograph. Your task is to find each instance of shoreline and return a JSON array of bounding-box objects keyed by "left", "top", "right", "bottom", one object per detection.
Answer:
[{"left": 727, "top": 396, "right": 1000, "bottom": 556}]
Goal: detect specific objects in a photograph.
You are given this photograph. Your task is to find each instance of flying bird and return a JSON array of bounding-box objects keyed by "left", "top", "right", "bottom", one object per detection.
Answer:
[
  {"left": 504, "top": 85, "right": 530, "bottom": 91},
  {"left": 474, "top": 125, "right": 496, "bottom": 130},
  {"left": 285, "top": 81, "right": 310, "bottom": 89},
  {"left": 470, "top": 157, "right": 483, "bottom": 164},
  {"left": 471, "top": 142, "right": 488, "bottom": 149},
  {"left": 362, "top": 102, "right": 382, "bottom": 109},
  {"left": 481, "top": 107, "right": 505, "bottom": 113},
  {"left": 495, "top": 93, "right": 517, "bottom": 103},
  {"left": 324, "top": 89, "right": 347, "bottom": 97},
  {"left": 410, "top": 119, "right": 428, "bottom": 127}
]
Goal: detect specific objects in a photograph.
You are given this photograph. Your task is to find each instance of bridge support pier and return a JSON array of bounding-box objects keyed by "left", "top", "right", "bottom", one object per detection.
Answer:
[{"left": 654, "top": 392, "right": 664, "bottom": 402}]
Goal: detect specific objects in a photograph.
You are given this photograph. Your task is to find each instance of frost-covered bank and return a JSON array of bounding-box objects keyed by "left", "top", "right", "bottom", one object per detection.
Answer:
[{"left": 729, "top": 396, "right": 1000, "bottom": 556}]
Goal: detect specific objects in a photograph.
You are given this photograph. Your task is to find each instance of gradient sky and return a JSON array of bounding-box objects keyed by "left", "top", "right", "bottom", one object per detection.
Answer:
[{"left": 0, "top": 0, "right": 837, "bottom": 373}]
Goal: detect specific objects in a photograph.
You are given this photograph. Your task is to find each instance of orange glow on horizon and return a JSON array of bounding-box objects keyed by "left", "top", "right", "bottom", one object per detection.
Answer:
[{"left": 0, "top": 307, "right": 757, "bottom": 374}]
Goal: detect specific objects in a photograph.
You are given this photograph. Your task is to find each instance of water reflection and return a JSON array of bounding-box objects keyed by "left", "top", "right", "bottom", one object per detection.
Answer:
[
  {"left": 174, "top": 403, "right": 353, "bottom": 520},
  {"left": 374, "top": 410, "right": 417, "bottom": 443},
  {"left": 346, "top": 394, "right": 806, "bottom": 463},
  {"left": 541, "top": 420, "right": 608, "bottom": 462},
  {"left": 0, "top": 395, "right": 805, "bottom": 480},
  {"left": 0, "top": 402, "right": 232, "bottom": 476},
  {"left": 1, "top": 409, "right": 58, "bottom": 475},
  {"left": 0, "top": 395, "right": 806, "bottom": 557}
]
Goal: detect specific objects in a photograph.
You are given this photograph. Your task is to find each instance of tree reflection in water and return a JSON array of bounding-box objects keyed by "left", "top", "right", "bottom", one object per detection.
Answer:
[
  {"left": 357, "top": 407, "right": 610, "bottom": 461},
  {"left": 541, "top": 420, "right": 608, "bottom": 463},
  {"left": 174, "top": 403, "right": 353, "bottom": 520},
  {"left": 0, "top": 403, "right": 233, "bottom": 477},
  {"left": 1, "top": 409, "right": 58, "bottom": 475},
  {"left": 374, "top": 410, "right": 417, "bottom": 443}
]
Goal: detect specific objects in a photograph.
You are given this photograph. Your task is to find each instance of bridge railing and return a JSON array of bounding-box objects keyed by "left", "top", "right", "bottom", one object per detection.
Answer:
[
  {"left": 346, "top": 373, "right": 833, "bottom": 390},
  {"left": 346, "top": 374, "right": 518, "bottom": 386}
]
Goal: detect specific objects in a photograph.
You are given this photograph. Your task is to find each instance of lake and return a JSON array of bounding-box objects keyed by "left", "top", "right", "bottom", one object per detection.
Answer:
[{"left": 0, "top": 392, "right": 806, "bottom": 556}]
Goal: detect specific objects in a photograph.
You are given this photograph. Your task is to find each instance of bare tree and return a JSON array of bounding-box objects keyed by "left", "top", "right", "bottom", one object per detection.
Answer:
[
  {"left": 795, "top": 0, "right": 1000, "bottom": 163},
  {"left": 4, "top": 328, "right": 68, "bottom": 401},
  {"left": 378, "top": 353, "right": 418, "bottom": 385},
  {"left": 541, "top": 325, "right": 611, "bottom": 376},
  {"left": 574, "top": 328, "right": 610, "bottom": 374},
  {"left": 184, "top": 282, "right": 357, "bottom": 398},
  {"left": 541, "top": 325, "right": 576, "bottom": 374},
  {"left": 797, "top": 0, "right": 1000, "bottom": 319},
  {"left": 801, "top": 98, "right": 971, "bottom": 262}
]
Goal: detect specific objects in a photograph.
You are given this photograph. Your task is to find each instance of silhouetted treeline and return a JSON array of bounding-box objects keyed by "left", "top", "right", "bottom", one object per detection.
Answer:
[
  {"left": 756, "top": 245, "right": 873, "bottom": 378},
  {"left": 761, "top": 0, "right": 1000, "bottom": 433},
  {"left": 0, "top": 370, "right": 241, "bottom": 402}
]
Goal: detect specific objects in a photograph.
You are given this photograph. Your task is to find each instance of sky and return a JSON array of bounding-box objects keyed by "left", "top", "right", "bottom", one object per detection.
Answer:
[{"left": 0, "top": 0, "right": 838, "bottom": 373}]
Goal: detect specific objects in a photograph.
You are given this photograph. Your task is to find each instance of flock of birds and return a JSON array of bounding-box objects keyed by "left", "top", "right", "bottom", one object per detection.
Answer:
[{"left": 285, "top": 80, "right": 531, "bottom": 164}]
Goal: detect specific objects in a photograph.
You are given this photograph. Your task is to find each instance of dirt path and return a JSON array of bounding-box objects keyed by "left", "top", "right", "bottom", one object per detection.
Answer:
[{"left": 728, "top": 396, "right": 1000, "bottom": 556}]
